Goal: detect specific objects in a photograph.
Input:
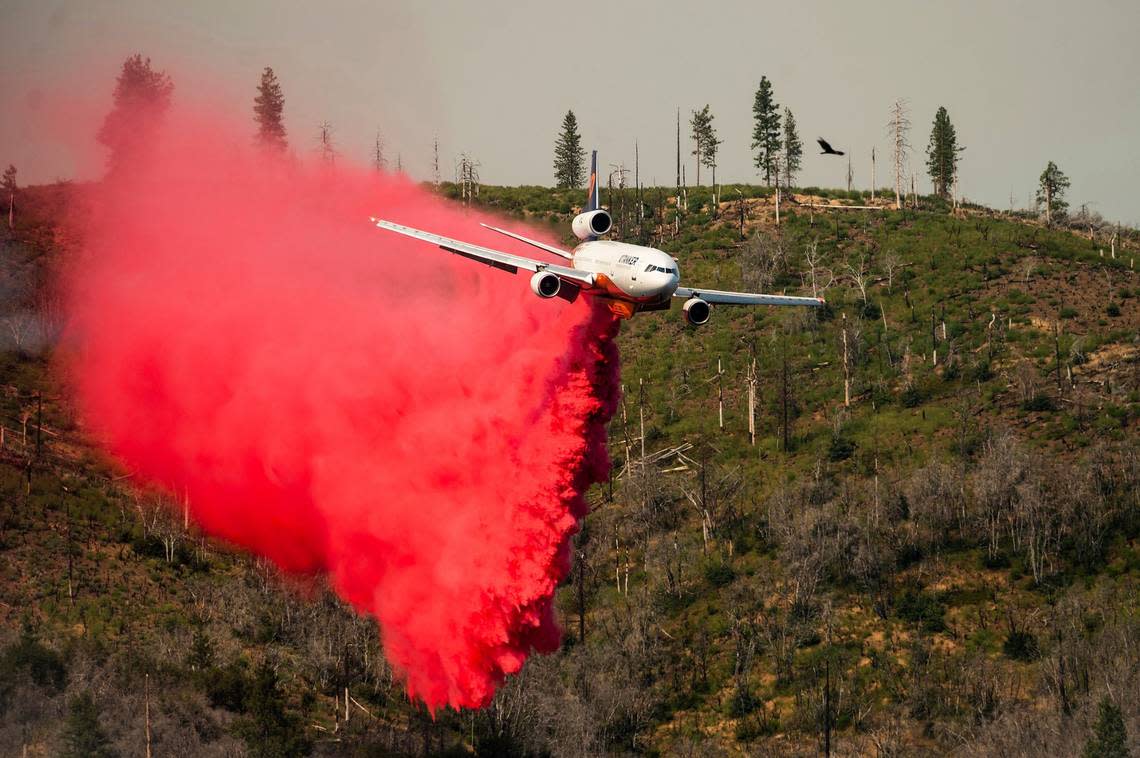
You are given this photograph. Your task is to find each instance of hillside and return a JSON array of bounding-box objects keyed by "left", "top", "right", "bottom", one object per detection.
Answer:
[{"left": 1, "top": 182, "right": 1138, "bottom": 756}]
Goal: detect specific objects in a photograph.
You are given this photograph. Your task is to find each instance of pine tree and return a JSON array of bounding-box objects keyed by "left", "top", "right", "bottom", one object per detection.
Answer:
[
  {"left": 1037, "top": 161, "right": 1071, "bottom": 225},
  {"left": 782, "top": 108, "right": 802, "bottom": 188},
  {"left": 253, "top": 67, "right": 287, "bottom": 151},
  {"left": 925, "top": 106, "right": 962, "bottom": 198},
  {"left": 187, "top": 628, "right": 214, "bottom": 671},
  {"left": 2, "top": 164, "right": 15, "bottom": 229},
  {"left": 96, "top": 54, "right": 174, "bottom": 171},
  {"left": 233, "top": 661, "right": 312, "bottom": 758},
  {"left": 1083, "top": 697, "right": 1130, "bottom": 758},
  {"left": 553, "top": 110, "right": 586, "bottom": 188},
  {"left": 61, "top": 693, "right": 116, "bottom": 758},
  {"left": 690, "top": 105, "right": 720, "bottom": 186},
  {"left": 751, "top": 77, "right": 781, "bottom": 185}
]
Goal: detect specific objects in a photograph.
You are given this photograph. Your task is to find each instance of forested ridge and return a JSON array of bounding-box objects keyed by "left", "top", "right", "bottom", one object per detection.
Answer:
[{"left": 1, "top": 179, "right": 1138, "bottom": 756}]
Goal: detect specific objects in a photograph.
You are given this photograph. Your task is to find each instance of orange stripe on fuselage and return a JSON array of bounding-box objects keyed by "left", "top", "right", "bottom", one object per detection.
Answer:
[{"left": 591, "top": 273, "right": 670, "bottom": 320}]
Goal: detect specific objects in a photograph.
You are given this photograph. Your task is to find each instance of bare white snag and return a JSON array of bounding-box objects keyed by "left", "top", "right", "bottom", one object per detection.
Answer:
[
  {"left": 747, "top": 358, "right": 757, "bottom": 445},
  {"left": 888, "top": 100, "right": 911, "bottom": 210},
  {"left": 145, "top": 673, "right": 152, "bottom": 758},
  {"left": 717, "top": 358, "right": 724, "bottom": 430},
  {"left": 842, "top": 313, "right": 850, "bottom": 408}
]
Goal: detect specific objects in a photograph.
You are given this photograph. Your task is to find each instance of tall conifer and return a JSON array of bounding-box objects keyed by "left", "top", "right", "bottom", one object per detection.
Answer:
[
  {"left": 254, "top": 67, "right": 287, "bottom": 151},
  {"left": 782, "top": 108, "right": 803, "bottom": 187},
  {"left": 751, "top": 77, "right": 781, "bottom": 185},
  {"left": 553, "top": 111, "right": 586, "bottom": 188},
  {"left": 925, "top": 106, "right": 962, "bottom": 198}
]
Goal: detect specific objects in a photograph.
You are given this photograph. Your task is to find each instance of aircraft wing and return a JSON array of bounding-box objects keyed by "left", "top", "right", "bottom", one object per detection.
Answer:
[
  {"left": 372, "top": 219, "right": 595, "bottom": 288},
  {"left": 674, "top": 287, "right": 825, "bottom": 308}
]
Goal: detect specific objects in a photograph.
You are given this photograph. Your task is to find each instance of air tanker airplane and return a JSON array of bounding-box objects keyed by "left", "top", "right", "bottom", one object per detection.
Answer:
[{"left": 372, "top": 152, "right": 824, "bottom": 323}]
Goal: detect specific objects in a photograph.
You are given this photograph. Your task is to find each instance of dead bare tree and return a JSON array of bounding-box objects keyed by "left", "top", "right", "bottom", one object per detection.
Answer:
[
  {"left": 881, "top": 250, "right": 902, "bottom": 293},
  {"left": 432, "top": 136, "right": 440, "bottom": 186},
  {"left": 846, "top": 253, "right": 871, "bottom": 310},
  {"left": 841, "top": 314, "right": 851, "bottom": 407},
  {"left": 741, "top": 232, "right": 783, "bottom": 292},
  {"left": 318, "top": 122, "right": 336, "bottom": 165},
  {"left": 888, "top": 100, "right": 911, "bottom": 210},
  {"left": 455, "top": 153, "right": 481, "bottom": 205},
  {"left": 803, "top": 238, "right": 835, "bottom": 300},
  {"left": 373, "top": 130, "right": 387, "bottom": 173}
]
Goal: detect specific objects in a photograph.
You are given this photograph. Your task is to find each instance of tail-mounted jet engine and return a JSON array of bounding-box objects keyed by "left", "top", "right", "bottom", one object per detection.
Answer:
[
  {"left": 682, "top": 297, "right": 711, "bottom": 325},
  {"left": 530, "top": 271, "right": 562, "bottom": 299},
  {"left": 571, "top": 209, "right": 612, "bottom": 240}
]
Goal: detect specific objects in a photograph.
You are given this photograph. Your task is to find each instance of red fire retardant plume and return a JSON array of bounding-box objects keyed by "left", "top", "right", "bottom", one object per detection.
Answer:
[{"left": 60, "top": 112, "right": 620, "bottom": 709}]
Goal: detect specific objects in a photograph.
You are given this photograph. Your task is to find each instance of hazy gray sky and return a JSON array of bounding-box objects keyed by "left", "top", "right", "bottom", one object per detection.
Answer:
[{"left": 3, "top": 0, "right": 1138, "bottom": 223}]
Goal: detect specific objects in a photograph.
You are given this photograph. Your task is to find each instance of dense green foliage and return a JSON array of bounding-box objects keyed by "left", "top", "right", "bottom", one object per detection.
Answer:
[
  {"left": 232, "top": 661, "right": 312, "bottom": 757},
  {"left": 1084, "top": 697, "right": 1131, "bottom": 758},
  {"left": 1038, "top": 161, "right": 1072, "bottom": 225},
  {"left": 61, "top": 693, "right": 116, "bottom": 758},
  {"left": 553, "top": 110, "right": 586, "bottom": 188},
  {"left": 751, "top": 76, "right": 781, "bottom": 185},
  {"left": 689, "top": 105, "right": 721, "bottom": 186},
  {"left": 925, "top": 106, "right": 962, "bottom": 198},
  {"left": 782, "top": 107, "right": 802, "bottom": 188}
]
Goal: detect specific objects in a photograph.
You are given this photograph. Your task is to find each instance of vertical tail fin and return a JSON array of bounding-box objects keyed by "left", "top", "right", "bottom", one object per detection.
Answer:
[{"left": 585, "top": 150, "right": 599, "bottom": 212}]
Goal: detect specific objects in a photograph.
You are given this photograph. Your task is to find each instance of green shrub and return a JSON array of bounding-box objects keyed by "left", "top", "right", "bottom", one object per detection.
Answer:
[
  {"left": 202, "top": 661, "right": 250, "bottom": 712},
  {"left": 895, "top": 588, "right": 946, "bottom": 633},
  {"left": 1083, "top": 696, "right": 1129, "bottom": 758},
  {"left": 1002, "top": 630, "right": 1040, "bottom": 661},
  {"left": 61, "top": 692, "right": 115, "bottom": 758},
  {"left": 901, "top": 386, "right": 925, "bottom": 408},
  {"left": 735, "top": 710, "right": 780, "bottom": 741},
  {"left": 1022, "top": 395, "right": 1057, "bottom": 412},
  {"left": 231, "top": 661, "right": 312, "bottom": 758},
  {"left": 1106, "top": 302, "right": 1121, "bottom": 317},
  {"left": 1059, "top": 307, "right": 1078, "bottom": 319},
  {"left": 966, "top": 360, "right": 994, "bottom": 385},
  {"left": 828, "top": 434, "right": 856, "bottom": 462},
  {"left": 728, "top": 685, "right": 760, "bottom": 717},
  {"left": 982, "top": 551, "right": 1010, "bottom": 570},
  {"left": 704, "top": 561, "right": 736, "bottom": 588}
]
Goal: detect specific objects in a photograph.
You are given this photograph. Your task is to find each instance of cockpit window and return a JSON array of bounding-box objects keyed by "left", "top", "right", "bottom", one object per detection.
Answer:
[{"left": 645, "top": 264, "right": 655, "bottom": 272}]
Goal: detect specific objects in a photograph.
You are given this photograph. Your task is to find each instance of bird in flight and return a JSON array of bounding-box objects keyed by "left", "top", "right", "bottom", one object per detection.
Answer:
[{"left": 817, "top": 137, "right": 845, "bottom": 156}]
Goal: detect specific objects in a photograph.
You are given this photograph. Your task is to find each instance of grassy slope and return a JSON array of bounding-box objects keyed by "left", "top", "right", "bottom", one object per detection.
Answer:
[
  {"left": 0, "top": 182, "right": 1137, "bottom": 756},
  {"left": 473, "top": 183, "right": 1140, "bottom": 755}
]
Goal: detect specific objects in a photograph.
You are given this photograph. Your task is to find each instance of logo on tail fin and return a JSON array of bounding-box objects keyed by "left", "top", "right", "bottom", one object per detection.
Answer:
[{"left": 585, "top": 150, "right": 599, "bottom": 212}]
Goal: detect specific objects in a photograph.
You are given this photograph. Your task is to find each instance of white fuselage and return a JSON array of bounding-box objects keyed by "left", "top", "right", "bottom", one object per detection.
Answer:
[{"left": 569, "top": 240, "right": 681, "bottom": 303}]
